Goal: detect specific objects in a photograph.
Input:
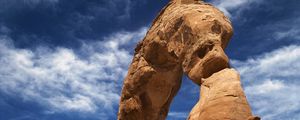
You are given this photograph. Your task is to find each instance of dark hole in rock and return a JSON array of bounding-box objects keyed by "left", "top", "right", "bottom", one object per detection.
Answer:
[
  {"left": 211, "top": 21, "right": 222, "bottom": 34},
  {"left": 197, "top": 42, "right": 214, "bottom": 59}
]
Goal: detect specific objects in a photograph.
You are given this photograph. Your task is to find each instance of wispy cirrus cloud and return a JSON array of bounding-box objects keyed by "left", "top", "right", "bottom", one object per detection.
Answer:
[
  {"left": 275, "top": 28, "right": 300, "bottom": 41},
  {"left": 231, "top": 45, "right": 300, "bottom": 120},
  {"left": 0, "top": 0, "right": 59, "bottom": 10},
  {"left": 167, "top": 111, "right": 189, "bottom": 120},
  {"left": 272, "top": 17, "right": 300, "bottom": 41},
  {"left": 0, "top": 27, "right": 147, "bottom": 119},
  {"left": 209, "top": 0, "right": 261, "bottom": 18}
]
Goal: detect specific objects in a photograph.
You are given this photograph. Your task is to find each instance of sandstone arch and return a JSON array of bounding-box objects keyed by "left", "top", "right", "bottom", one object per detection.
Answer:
[{"left": 118, "top": 0, "right": 259, "bottom": 120}]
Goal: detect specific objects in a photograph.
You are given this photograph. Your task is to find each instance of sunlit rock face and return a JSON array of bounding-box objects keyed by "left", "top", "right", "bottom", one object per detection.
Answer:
[
  {"left": 188, "top": 69, "right": 260, "bottom": 120},
  {"left": 117, "top": 0, "right": 259, "bottom": 120}
]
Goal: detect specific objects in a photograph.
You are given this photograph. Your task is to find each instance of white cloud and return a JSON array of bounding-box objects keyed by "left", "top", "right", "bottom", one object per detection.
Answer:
[
  {"left": 231, "top": 45, "right": 300, "bottom": 120},
  {"left": 167, "top": 112, "right": 188, "bottom": 119},
  {"left": 232, "top": 45, "right": 300, "bottom": 79},
  {"left": 0, "top": 27, "right": 147, "bottom": 117},
  {"left": 49, "top": 95, "right": 97, "bottom": 112},
  {"left": 245, "top": 80, "right": 284, "bottom": 95},
  {"left": 274, "top": 23, "right": 300, "bottom": 41},
  {"left": 210, "top": 0, "right": 261, "bottom": 18}
]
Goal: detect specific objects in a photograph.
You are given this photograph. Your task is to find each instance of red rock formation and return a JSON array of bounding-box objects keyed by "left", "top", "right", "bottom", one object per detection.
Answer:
[
  {"left": 118, "top": 0, "right": 259, "bottom": 120},
  {"left": 188, "top": 69, "right": 259, "bottom": 120}
]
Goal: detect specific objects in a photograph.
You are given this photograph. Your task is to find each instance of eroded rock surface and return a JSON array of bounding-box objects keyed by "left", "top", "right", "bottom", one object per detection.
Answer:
[
  {"left": 188, "top": 69, "right": 258, "bottom": 120},
  {"left": 118, "top": 0, "right": 259, "bottom": 120}
]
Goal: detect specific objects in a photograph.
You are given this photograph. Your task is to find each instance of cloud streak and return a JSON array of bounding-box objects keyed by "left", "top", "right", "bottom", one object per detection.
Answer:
[
  {"left": 0, "top": 27, "right": 147, "bottom": 118},
  {"left": 209, "top": 0, "right": 261, "bottom": 18},
  {"left": 167, "top": 112, "right": 189, "bottom": 120},
  {"left": 273, "top": 17, "right": 300, "bottom": 41},
  {"left": 231, "top": 45, "right": 300, "bottom": 120}
]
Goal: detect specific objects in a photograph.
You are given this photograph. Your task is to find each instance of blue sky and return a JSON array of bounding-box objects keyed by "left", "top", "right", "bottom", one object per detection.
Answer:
[{"left": 0, "top": 0, "right": 299, "bottom": 120}]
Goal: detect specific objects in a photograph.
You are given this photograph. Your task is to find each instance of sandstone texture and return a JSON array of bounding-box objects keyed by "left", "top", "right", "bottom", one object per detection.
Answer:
[
  {"left": 118, "top": 0, "right": 259, "bottom": 120},
  {"left": 188, "top": 69, "right": 258, "bottom": 120}
]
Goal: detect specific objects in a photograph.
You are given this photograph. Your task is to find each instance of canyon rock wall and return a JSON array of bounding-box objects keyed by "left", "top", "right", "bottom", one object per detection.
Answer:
[{"left": 118, "top": 0, "right": 259, "bottom": 120}]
